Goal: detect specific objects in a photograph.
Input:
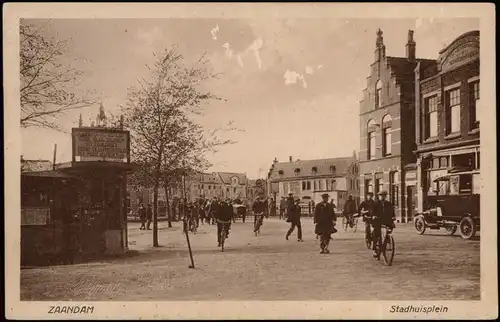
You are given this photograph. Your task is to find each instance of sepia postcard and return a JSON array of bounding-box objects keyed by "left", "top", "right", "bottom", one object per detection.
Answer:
[{"left": 3, "top": 2, "right": 497, "bottom": 320}]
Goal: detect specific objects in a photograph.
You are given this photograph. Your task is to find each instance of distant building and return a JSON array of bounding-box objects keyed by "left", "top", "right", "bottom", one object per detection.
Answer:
[
  {"left": 414, "top": 30, "right": 480, "bottom": 212},
  {"left": 358, "top": 29, "right": 435, "bottom": 223},
  {"left": 267, "top": 155, "right": 359, "bottom": 211}
]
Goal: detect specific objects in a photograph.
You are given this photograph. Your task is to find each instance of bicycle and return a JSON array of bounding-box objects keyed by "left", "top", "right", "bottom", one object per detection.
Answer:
[
  {"left": 253, "top": 212, "right": 264, "bottom": 236},
  {"left": 371, "top": 223, "right": 396, "bottom": 266},
  {"left": 342, "top": 214, "right": 358, "bottom": 232},
  {"left": 218, "top": 219, "right": 231, "bottom": 252}
]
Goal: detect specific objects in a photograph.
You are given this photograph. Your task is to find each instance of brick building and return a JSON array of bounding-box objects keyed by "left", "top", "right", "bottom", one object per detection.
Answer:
[
  {"left": 358, "top": 29, "right": 435, "bottom": 223},
  {"left": 414, "top": 30, "right": 480, "bottom": 212}
]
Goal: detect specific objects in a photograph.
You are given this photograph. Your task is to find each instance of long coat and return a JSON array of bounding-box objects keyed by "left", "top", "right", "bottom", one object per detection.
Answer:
[
  {"left": 287, "top": 204, "right": 301, "bottom": 223},
  {"left": 314, "top": 202, "right": 337, "bottom": 235}
]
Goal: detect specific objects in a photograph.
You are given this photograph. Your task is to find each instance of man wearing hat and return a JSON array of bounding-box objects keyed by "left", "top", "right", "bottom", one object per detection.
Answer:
[
  {"left": 358, "top": 192, "right": 376, "bottom": 239},
  {"left": 285, "top": 196, "right": 304, "bottom": 242},
  {"left": 314, "top": 193, "right": 337, "bottom": 254},
  {"left": 252, "top": 194, "right": 267, "bottom": 233},
  {"left": 371, "top": 190, "right": 396, "bottom": 257},
  {"left": 215, "top": 198, "right": 234, "bottom": 247}
]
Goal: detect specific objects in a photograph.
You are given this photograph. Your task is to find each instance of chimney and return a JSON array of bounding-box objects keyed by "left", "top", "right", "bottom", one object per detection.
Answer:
[
  {"left": 273, "top": 157, "right": 278, "bottom": 164},
  {"left": 406, "top": 30, "right": 416, "bottom": 62},
  {"left": 289, "top": 156, "right": 293, "bottom": 162}
]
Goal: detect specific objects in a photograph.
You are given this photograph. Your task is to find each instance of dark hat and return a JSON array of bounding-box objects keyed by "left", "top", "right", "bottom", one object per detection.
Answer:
[
  {"left": 321, "top": 193, "right": 330, "bottom": 198},
  {"left": 366, "top": 192, "right": 374, "bottom": 196},
  {"left": 377, "top": 190, "right": 388, "bottom": 196},
  {"left": 288, "top": 192, "right": 293, "bottom": 195}
]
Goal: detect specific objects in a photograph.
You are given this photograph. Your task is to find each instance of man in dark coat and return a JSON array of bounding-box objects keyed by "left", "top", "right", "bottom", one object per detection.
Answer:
[
  {"left": 216, "top": 198, "right": 233, "bottom": 246},
  {"left": 210, "top": 197, "right": 221, "bottom": 225},
  {"left": 146, "top": 204, "right": 153, "bottom": 230},
  {"left": 279, "top": 197, "right": 286, "bottom": 220},
  {"left": 285, "top": 196, "right": 303, "bottom": 242},
  {"left": 314, "top": 193, "right": 337, "bottom": 254},
  {"left": 358, "top": 192, "right": 376, "bottom": 244},
  {"left": 252, "top": 195, "right": 267, "bottom": 232},
  {"left": 371, "top": 190, "right": 396, "bottom": 257},
  {"left": 343, "top": 195, "right": 358, "bottom": 228},
  {"left": 139, "top": 204, "right": 146, "bottom": 230}
]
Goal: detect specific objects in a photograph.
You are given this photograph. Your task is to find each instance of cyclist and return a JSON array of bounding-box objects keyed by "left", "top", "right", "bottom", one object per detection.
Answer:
[
  {"left": 358, "top": 192, "right": 376, "bottom": 241},
  {"left": 216, "top": 198, "right": 233, "bottom": 247},
  {"left": 371, "top": 190, "right": 396, "bottom": 258},
  {"left": 252, "top": 194, "right": 267, "bottom": 233},
  {"left": 342, "top": 195, "right": 357, "bottom": 228}
]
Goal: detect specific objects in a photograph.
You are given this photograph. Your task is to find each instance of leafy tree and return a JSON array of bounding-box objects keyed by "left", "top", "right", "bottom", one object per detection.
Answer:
[
  {"left": 123, "top": 47, "right": 234, "bottom": 247},
  {"left": 20, "top": 19, "right": 94, "bottom": 130}
]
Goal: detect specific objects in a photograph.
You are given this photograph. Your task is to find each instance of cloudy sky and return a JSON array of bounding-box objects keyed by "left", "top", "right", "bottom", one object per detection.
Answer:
[{"left": 21, "top": 17, "right": 478, "bottom": 178}]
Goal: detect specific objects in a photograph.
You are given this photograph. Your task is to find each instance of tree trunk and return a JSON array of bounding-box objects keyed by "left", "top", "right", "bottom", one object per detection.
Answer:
[
  {"left": 164, "top": 176, "right": 172, "bottom": 228},
  {"left": 153, "top": 179, "right": 159, "bottom": 247}
]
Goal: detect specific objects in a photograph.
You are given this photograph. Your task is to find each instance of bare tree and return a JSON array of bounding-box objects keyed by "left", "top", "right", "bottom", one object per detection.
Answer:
[
  {"left": 123, "top": 47, "right": 235, "bottom": 247},
  {"left": 20, "top": 19, "right": 94, "bottom": 130}
]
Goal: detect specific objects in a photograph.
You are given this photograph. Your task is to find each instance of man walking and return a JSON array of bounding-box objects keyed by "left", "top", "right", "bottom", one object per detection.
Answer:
[
  {"left": 314, "top": 193, "right": 337, "bottom": 254},
  {"left": 139, "top": 204, "right": 146, "bottom": 230},
  {"left": 279, "top": 196, "right": 286, "bottom": 220},
  {"left": 146, "top": 204, "right": 153, "bottom": 230},
  {"left": 285, "top": 196, "right": 303, "bottom": 242}
]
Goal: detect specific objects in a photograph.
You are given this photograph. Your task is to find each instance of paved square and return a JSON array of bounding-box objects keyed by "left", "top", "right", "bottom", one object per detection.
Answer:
[{"left": 21, "top": 218, "right": 480, "bottom": 301}]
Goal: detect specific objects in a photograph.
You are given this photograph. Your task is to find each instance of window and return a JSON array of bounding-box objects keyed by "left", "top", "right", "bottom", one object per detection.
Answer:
[
  {"left": 375, "top": 80, "right": 382, "bottom": 109},
  {"left": 440, "top": 157, "right": 448, "bottom": 168},
  {"left": 368, "top": 131, "right": 376, "bottom": 159},
  {"left": 306, "top": 181, "right": 311, "bottom": 190},
  {"left": 459, "top": 174, "right": 472, "bottom": 194},
  {"left": 382, "top": 115, "right": 392, "bottom": 156},
  {"left": 375, "top": 178, "right": 383, "bottom": 195},
  {"left": 312, "top": 166, "right": 318, "bottom": 175},
  {"left": 445, "top": 88, "right": 461, "bottom": 134},
  {"left": 320, "top": 180, "right": 325, "bottom": 191},
  {"left": 325, "top": 180, "right": 330, "bottom": 191},
  {"left": 469, "top": 81, "right": 480, "bottom": 129},
  {"left": 365, "top": 179, "right": 373, "bottom": 194},
  {"left": 331, "top": 179, "right": 337, "bottom": 190},
  {"left": 278, "top": 170, "right": 284, "bottom": 176},
  {"left": 424, "top": 95, "right": 438, "bottom": 139},
  {"left": 367, "top": 119, "right": 377, "bottom": 160},
  {"left": 389, "top": 172, "right": 399, "bottom": 206},
  {"left": 302, "top": 181, "right": 306, "bottom": 190},
  {"left": 314, "top": 181, "right": 318, "bottom": 190},
  {"left": 294, "top": 168, "right": 300, "bottom": 176}
]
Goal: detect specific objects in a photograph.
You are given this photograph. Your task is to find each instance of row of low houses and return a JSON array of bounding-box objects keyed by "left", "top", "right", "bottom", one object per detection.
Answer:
[
  {"left": 266, "top": 154, "right": 360, "bottom": 212},
  {"left": 127, "top": 171, "right": 266, "bottom": 216},
  {"left": 357, "top": 29, "right": 479, "bottom": 223}
]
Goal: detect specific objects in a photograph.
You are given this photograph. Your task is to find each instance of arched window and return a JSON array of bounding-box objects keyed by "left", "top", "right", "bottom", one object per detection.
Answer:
[
  {"left": 312, "top": 166, "right": 318, "bottom": 175},
  {"left": 278, "top": 170, "right": 284, "bottom": 176},
  {"left": 329, "top": 165, "right": 336, "bottom": 173},
  {"left": 367, "top": 119, "right": 377, "bottom": 160},
  {"left": 382, "top": 114, "right": 392, "bottom": 156},
  {"left": 294, "top": 168, "right": 301, "bottom": 176},
  {"left": 375, "top": 80, "right": 382, "bottom": 109}
]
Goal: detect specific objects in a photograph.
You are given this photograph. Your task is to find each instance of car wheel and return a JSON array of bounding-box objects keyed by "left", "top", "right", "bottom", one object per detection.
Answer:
[
  {"left": 446, "top": 225, "right": 458, "bottom": 235},
  {"left": 414, "top": 216, "right": 426, "bottom": 235},
  {"left": 459, "top": 216, "right": 476, "bottom": 240}
]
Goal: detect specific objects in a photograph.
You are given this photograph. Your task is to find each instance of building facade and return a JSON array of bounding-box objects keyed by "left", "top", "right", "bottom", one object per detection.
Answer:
[
  {"left": 358, "top": 29, "right": 435, "bottom": 223},
  {"left": 414, "top": 30, "right": 480, "bottom": 212},
  {"left": 267, "top": 155, "right": 359, "bottom": 211}
]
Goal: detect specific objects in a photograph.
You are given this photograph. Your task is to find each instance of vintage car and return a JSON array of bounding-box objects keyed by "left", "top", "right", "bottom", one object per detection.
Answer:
[{"left": 414, "top": 167, "right": 480, "bottom": 240}]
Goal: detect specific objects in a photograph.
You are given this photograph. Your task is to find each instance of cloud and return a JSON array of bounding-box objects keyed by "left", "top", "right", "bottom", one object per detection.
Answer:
[
  {"left": 245, "top": 38, "right": 264, "bottom": 69},
  {"left": 284, "top": 69, "right": 307, "bottom": 89},
  {"left": 237, "top": 54, "right": 244, "bottom": 69},
  {"left": 305, "top": 66, "right": 314, "bottom": 75},
  {"left": 222, "top": 42, "right": 234, "bottom": 59},
  {"left": 210, "top": 24, "right": 220, "bottom": 40}
]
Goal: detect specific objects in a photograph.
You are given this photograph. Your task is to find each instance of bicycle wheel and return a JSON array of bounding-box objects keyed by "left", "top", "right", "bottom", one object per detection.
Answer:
[
  {"left": 342, "top": 216, "right": 348, "bottom": 231},
  {"left": 383, "top": 235, "right": 395, "bottom": 266}
]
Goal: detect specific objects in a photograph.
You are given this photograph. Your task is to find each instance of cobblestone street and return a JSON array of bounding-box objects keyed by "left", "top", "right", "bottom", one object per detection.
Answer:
[{"left": 21, "top": 218, "right": 480, "bottom": 301}]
